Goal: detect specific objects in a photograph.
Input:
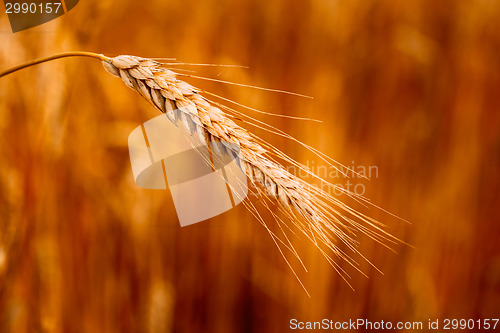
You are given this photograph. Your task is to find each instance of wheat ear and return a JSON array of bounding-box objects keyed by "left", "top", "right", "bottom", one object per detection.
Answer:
[
  {"left": 102, "top": 55, "right": 400, "bottom": 264},
  {"left": 0, "top": 53, "right": 402, "bottom": 287}
]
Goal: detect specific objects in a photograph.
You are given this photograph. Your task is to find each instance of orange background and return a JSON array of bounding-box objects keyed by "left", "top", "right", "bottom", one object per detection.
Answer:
[{"left": 0, "top": 0, "right": 499, "bottom": 332}]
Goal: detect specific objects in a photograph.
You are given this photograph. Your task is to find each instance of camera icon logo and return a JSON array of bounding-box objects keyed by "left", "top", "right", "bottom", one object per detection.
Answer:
[{"left": 128, "top": 111, "right": 248, "bottom": 226}]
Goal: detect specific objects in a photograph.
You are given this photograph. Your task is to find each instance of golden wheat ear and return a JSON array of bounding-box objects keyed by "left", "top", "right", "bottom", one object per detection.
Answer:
[{"left": 1, "top": 52, "right": 404, "bottom": 289}]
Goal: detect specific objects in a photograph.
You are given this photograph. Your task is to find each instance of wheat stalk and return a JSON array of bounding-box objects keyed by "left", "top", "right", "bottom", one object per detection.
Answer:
[{"left": 0, "top": 52, "right": 402, "bottom": 290}]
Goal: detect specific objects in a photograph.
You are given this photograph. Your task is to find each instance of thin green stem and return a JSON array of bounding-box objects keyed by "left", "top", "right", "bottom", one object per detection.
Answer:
[{"left": 0, "top": 51, "right": 110, "bottom": 78}]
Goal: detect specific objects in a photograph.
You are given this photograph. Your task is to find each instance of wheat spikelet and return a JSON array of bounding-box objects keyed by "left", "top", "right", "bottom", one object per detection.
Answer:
[{"left": 101, "top": 55, "right": 400, "bottom": 280}]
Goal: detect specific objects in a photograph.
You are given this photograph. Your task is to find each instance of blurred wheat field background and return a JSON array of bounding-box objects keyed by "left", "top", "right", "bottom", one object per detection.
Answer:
[{"left": 1, "top": 0, "right": 499, "bottom": 332}]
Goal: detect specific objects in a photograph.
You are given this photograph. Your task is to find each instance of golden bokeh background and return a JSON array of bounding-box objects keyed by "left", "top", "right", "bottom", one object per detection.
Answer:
[{"left": 1, "top": 0, "right": 499, "bottom": 332}]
